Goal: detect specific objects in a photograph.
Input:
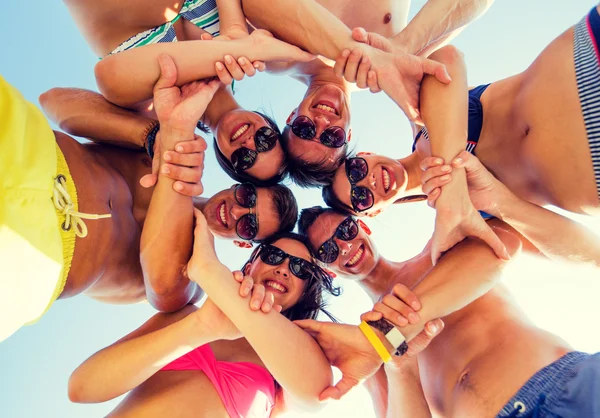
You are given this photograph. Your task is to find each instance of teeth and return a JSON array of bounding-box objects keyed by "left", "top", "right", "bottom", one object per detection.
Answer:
[
  {"left": 219, "top": 203, "right": 227, "bottom": 225},
  {"left": 347, "top": 246, "right": 364, "bottom": 267},
  {"left": 315, "top": 104, "right": 337, "bottom": 115},
  {"left": 231, "top": 124, "right": 250, "bottom": 141},
  {"left": 265, "top": 280, "right": 287, "bottom": 293},
  {"left": 383, "top": 168, "right": 390, "bottom": 192}
]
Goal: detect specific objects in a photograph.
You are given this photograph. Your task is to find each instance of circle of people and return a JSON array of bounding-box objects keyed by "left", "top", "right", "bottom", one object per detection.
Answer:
[{"left": 2, "top": 0, "right": 600, "bottom": 417}]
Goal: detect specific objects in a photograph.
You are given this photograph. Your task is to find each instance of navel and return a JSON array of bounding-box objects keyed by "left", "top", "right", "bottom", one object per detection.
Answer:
[{"left": 383, "top": 13, "right": 392, "bottom": 24}]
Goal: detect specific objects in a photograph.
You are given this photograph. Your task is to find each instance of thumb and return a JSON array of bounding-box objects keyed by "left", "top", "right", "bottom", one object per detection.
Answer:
[
  {"left": 293, "top": 319, "right": 321, "bottom": 333},
  {"left": 139, "top": 173, "right": 158, "bottom": 188},
  {"left": 452, "top": 151, "right": 481, "bottom": 173},
  {"left": 192, "top": 207, "right": 216, "bottom": 253},
  {"left": 319, "top": 375, "right": 359, "bottom": 401},
  {"left": 420, "top": 58, "right": 451, "bottom": 83},
  {"left": 477, "top": 222, "right": 511, "bottom": 261},
  {"left": 154, "top": 54, "right": 178, "bottom": 92},
  {"left": 292, "top": 47, "right": 316, "bottom": 63},
  {"left": 352, "top": 27, "right": 392, "bottom": 52}
]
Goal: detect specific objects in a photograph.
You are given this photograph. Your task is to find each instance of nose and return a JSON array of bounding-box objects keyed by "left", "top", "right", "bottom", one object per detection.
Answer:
[
  {"left": 337, "top": 239, "right": 353, "bottom": 256},
  {"left": 274, "top": 260, "right": 291, "bottom": 278},
  {"left": 313, "top": 115, "right": 331, "bottom": 135},
  {"left": 230, "top": 204, "right": 250, "bottom": 220},
  {"left": 240, "top": 135, "right": 256, "bottom": 150}
]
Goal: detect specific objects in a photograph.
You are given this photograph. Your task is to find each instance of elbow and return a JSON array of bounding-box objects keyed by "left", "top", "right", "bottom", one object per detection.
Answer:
[
  {"left": 38, "top": 88, "right": 59, "bottom": 111},
  {"left": 94, "top": 60, "right": 129, "bottom": 107},
  {"left": 68, "top": 371, "right": 93, "bottom": 404}
]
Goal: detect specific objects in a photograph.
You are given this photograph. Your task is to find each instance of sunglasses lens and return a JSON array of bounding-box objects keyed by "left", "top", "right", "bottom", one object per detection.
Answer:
[
  {"left": 291, "top": 116, "right": 316, "bottom": 140},
  {"left": 231, "top": 148, "right": 257, "bottom": 171},
  {"left": 236, "top": 214, "right": 258, "bottom": 240},
  {"left": 255, "top": 127, "right": 279, "bottom": 152},
  {"left": 351, "top": 187, "right": 374, "bottom": 212},
  {"left": 338, "top": 217, "right": 359, "bottom": 241},
  {"left": 346, "top": 158, "right": 368, "bottom": 183},
  {"left": 235, "top": 183, "right": 257, "bottom": 208},
  {"left": 317, "top": 239, "right": 339, "bottom": 264},
  {"left": 260, "top": 245, "right": 285, "bottom": 265},
  {"left": 290, "top": 258, "right": 316, "bottom": 281},
  {"left": 321, "top": 126, "right": 346, "bottom": 148}
]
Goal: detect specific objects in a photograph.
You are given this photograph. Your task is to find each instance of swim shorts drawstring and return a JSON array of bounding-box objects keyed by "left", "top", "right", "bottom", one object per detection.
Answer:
[{"left": 53, "top": 174, "right": 111, "bottom": 238}]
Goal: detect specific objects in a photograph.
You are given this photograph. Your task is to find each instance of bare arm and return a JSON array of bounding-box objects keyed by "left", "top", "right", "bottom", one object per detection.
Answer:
[
  {"left": 69, "top": 305, "right": 206, "bottom": 403},
  {"left": 384, "top": 360, "right": 431, "bottom": 418},
  {"left": 394, "top": 0, "right": 494, "bottom": 56},
  {"left": 216, "top": 0, "right": 249, "bottom": 36},
  {"left": 38, "top": 87, "right": 156, "bottom": 149},
  {"left": 95, "top": 33, "right": 313, "bottom": 107}
]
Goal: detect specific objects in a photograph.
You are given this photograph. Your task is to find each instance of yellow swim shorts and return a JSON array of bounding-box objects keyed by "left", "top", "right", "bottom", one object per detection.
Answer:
[{"left": 0, "top": 75, "right": 75, "bottom": 338}]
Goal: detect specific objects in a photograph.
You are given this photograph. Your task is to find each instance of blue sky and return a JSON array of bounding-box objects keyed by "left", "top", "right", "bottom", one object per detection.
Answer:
[{"left": 1, "top": 1, "right": 599, "bottom": 417}]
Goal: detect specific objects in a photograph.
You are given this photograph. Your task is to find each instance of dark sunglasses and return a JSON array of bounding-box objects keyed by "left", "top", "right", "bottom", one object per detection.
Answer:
[
  {"left": 315, "top": 216, "right": 359, "bottom": 264},
  {"left": 234, "top": 183, "right": 260, "bottom": 240},
  {"left": 259, "top": 244, "right": 321, "bottom": 281},
  {"left": 287, "top": 115, "right": 347, "bottom": 148},
  {"left": 230, "top": 126, "right": 279, "bottom": 172},
  {"left": 345, "top": 157, "right": 374, "bottom": 212}
]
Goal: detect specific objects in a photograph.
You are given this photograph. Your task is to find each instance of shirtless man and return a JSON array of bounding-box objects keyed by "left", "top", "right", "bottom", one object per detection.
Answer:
[
  {"left": 0, "top": 73, "right": 297, "bottom": 342},
  {"left": 294, "top": 204, "right": 600, "bottom": 415}
]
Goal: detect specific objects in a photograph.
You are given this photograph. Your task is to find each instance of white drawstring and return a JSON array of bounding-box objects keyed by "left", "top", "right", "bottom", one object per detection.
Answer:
[{"left": 53, "top": 175, "right": 111, "bottom": 238}]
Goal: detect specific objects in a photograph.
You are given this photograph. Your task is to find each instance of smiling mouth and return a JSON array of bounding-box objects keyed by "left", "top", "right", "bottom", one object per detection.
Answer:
[
  {"left": 345, "top": 244, "right": 365, "bottom": 268},
  {"left": 264, "top": 280, "right": 288, "bottom": 294},
  {"left": 382, "top": 167, "right": 391, "bottom": 193},
  {"left": 230, "top": 123, "right": 250, "bottom": 142},
  {"left": 312, "top": 101, "right": 339, "bottom": 116},
  {"left": 216, "top": 201, "right": 228, "bottom": 227}
]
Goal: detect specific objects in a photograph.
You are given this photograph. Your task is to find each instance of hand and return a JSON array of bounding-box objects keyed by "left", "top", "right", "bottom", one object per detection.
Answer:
[
  {"left": 246, "top": 29, "right": 315, "bottom": 63},
  {"left": 360, "top": 283, "right": 422, "bottom": 327},
  {"left": 293, "top": 320, "right": 382, "bottom": 400},
  {"left": 139, "top": 134, "right": 208, "bottom": 196},
  {"left": 232, "top": 271, "right": 283, "bottom": 313},
  {"left": 215, "top": 55, "right": 266, "bottom": 85},
  {"left": 153, "top": 54, "right": 221, "bottom": 141},
  {"left": 186, "top": 208, "right": 226, "bottom": 281},
  {"left": 386, "top": 319, "right": 444, "bottom": 369},
  {"left": 420, "top": 151, "right": 513, "bottom": 216},
  {"left": 196, "top": 297, "right": 241, "bottom": 340},
  {"left": 429, "top": 181, "right": 510, "bottom": 265}
]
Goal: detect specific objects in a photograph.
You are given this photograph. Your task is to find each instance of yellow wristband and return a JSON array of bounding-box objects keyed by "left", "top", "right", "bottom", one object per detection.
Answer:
[{"left": 359, "top": 321, "right": 391, "bottom": 363}]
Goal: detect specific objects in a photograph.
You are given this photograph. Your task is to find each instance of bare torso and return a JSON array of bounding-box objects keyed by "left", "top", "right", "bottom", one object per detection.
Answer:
[
  {"left": 106, "top": 338, "right": 274, "bottom": 418},
  {"left": 476, "top": 24, "right": 599, "bottom": 215},
  {"left": 56, "top": 133, "right": 153, "bottom": 303},
  {"left": 418, "top": 285, "right": 571, "bottom": 417}
]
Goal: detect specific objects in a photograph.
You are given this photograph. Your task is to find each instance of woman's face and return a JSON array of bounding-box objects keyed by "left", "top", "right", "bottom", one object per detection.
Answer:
[
  {"left": 215, "top": 110, "right": 286, "bottom": 181},
  {"left": 244, "top": 238, "right": 312, "bottom": 311}
]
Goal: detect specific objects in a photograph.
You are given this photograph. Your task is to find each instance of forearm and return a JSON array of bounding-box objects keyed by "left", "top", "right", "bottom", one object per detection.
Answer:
[
  {"left": 69, "top": 314, "right": 207, "bottom": 403},
  {"left": 242, "top": 0, "right": 358, "bottom": 58},
  {"left": 216, "top": 0, "right": 248, "bottom": 34},
  {"left": 496, "top": 194, "right": 600, "bottom": 266},
  {"left": 192, "top": 263, "right": 333, "bottom": 408},
  {"left": 96, "top": 38, "right": 266, "bottom": 107},
  {"left": 393, "top": 0, "right": 493, "bottom": 55},
  {"left": 384, "top": 361, "right": 431, "bottom": 418},
  {"left": 140, "top": 128, "right": 198, "bottom": 311},
  {"left": 421, "top": 46, "right": 470, "bottom": 205},
  {"left": 39, "top": 87, "right": 156, "bottom": 148}
]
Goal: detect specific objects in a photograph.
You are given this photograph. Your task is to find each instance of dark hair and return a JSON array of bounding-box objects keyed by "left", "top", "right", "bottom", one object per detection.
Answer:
[
  {"left": 242, "top": 232, "right": 341, "bottom": 322},
  {"left": 213, "top": 112, "right": 287, "bottom": 187},
  {"left": 298, "top": 206, "right": 348, "bottom": 246},
  {"left": 322, "top": 182, "right": 356, "bottom": 214},
  {"left": 255, "top": 184, "right": 298, "bottom": 242},
  {"left": 279, "top": 126, "right": 346, "bottom": 188}
]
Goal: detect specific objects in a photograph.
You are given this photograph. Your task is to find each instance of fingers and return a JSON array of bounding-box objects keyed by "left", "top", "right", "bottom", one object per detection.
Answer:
[
  {"left": 477, "top": 223, "right": 511, "bottom": 261},
  {"left": 260, "top": 291, "right": 275, "bottom": 313},
  {"left": 252, "top": 61, "right": 266, "bottom": 72},
  {"left": 224, "top": 55, "right": 246, "bottom": 81},
  {"left": 237, "top": 57, "right": 257, "bottom": 77},
  {"left": 215, "top": 62, "right": 234, "bottom": 85},
  {"left": 163, "top": 150, "right": 204, "bottom": 167},
  {"left": 161, "top": 163, "right": 203, "bottom": 184},
  {"left": 351, "top": 27, "right": 393, "bottom": 53},
  {"left": 405, "top": 319, "right": 445, "bottom": 357},
  {"left": 391, "top": 283, "right": 421, "bottom": 311},
  {"left": 367, "top": 70, "right": 381, "bottom": 93},
  {"left": 422, "top": 173, "right": 452, "bottom": 195},
  {"left": 355, "top": 55, "right": 371, "bottom": 89},
  {"left": 154, "top": 54, "right": 178, "bottom": 91},
  {"left": 334, "top": 49, "right": 351, "bottom": 79},
  {"left": 319, "top": 376, "right": 359, "bottom": 401},
  {"left": 174, "top": 137, "right": 208, "bottom": 154},
  {"left": 421, "top": 58, "right": 451, "bottom": 84},
  {"left": 172, "top": 181, "right": 204, "bottom": 196},
  {"left": 239, "top": 276, "right": 254, "bottom": 297},
  {"left": 427, "top": 188, "right": 441, "bottom": 208},
  {"left": 293, "top": 319, "right": 321, "bottom": 334},
  {"left": 420, "top": 164, "right": 452, "bottom": 185},
  {"left": 452, "top": 151, "right": 479, "bottom": 172},
  {"left": 419, "top": 157, "right": 445, "bottom": 173},
  {"left": 232, "top": 270, "right": 244, "bottom": 283},
  {"left": 351, "top": 27, "right": 369, "bottom": 44},
  {"left": 250, "top": 283, "right": 265, "bottom": 310},
  {"left": 360, "top": 310, "right": 383, "bottom": 323},
  {"left": 343, "top": 48, "right": 364, "bottom": 83},
  {"left": 139, "top": 173, "right": 158, "bottom": 188}
]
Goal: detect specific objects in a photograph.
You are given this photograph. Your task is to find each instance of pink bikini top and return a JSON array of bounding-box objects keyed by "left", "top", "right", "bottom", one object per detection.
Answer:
[{"left": 161, "top": 344, "right": 276, "bottom": 418}]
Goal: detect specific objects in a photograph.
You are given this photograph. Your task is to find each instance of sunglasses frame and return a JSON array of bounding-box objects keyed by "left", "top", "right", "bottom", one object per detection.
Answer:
[
  {"left": 345, "top": 157, "right": 375, "bottom": 213},
  {"left": 287, "top": 115, "right": 347, "bottom": 148},
  {"left": 233, "top": 183, "right": 260, "bottom": 241},
  {"left": 315, "top": 216, "right": 360, "bottom": 264},
  {"left": 230, "top": 126, "right": 279, "bottom": 172},
  {"left": 259, "top": 244, "right": 321, "bottom": 281}
]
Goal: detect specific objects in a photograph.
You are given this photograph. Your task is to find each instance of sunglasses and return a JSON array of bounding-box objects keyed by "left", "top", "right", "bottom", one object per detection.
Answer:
[
  {"left": 259, "top": 244, "right": 321, "bottom": 281},
  {"left": 234, "top": 183, "right": 260, "bottom": 240},
  {"left": 315, "top": 216, "right": 359, "bottom": 264},
  {"left": 287, "top": 115, "right": 347, "bottom": 148},
  {"left": 345, "top": 157, "right": 374, "bottom": 212},
  {"left": 230, "top": 126, "right": 279, "bottom": 172}
]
